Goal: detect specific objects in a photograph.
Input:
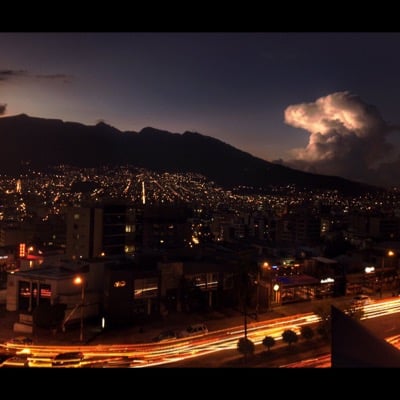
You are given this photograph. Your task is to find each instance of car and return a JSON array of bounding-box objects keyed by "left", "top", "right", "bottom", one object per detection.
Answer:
[
  {"left": 0, "top": 355, "right": 29, "bottom": 368},
  {"left": 28, "top": 355, "right": 53, "bottom": 368},
  {"left": 4, "top": 336, "right": 33, "bottom": 350},
  {"left": 52, "top": 351, "right": 84, "bottom": 367},
  {"left": 152, "top": 330, "right": 178, "bottom": 342},
  {"left": 8, "top": 336, "right": 33, "bottom": 345},
  {"left": 178, "top": 323, "right": 208, "bottom": 338},
  {"left": 350, "top": 294, "right": 371, "bottom": 307}
]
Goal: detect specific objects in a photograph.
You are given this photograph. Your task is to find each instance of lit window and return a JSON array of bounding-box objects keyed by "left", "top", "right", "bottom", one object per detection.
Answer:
[
  {"left": 125, "top": 225, "right": 135, "bottom": 233},
  {"left": 125, "top": 245, "right": 135, "bottom": 254}
]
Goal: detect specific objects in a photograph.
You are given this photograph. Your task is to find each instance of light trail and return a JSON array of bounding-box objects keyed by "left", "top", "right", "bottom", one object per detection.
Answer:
[{"left": 2, "top": 298, "right": 400, "bottom": 368}]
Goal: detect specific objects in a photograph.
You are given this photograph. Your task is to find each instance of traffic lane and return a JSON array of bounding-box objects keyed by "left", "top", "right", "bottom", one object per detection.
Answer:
[{"left": 363, "top": 311, "right": 400, "bottom": 339}]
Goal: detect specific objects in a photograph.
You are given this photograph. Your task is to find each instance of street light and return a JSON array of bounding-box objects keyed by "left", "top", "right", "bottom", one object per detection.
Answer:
[
  {"left": 255, "top": 262, "right": 271, "bottom": 316},
  {"left": 74, "top": 276, "right": 85, "bottom": 342},
  {"left": 381, "top": 250, "right": 395, "bottom": 273},
  {"left": 379, "top": 250, "right": 395, "bottom": 298},
  {"left": 273, "top": 283, "right": 280, "bottom": 306}
]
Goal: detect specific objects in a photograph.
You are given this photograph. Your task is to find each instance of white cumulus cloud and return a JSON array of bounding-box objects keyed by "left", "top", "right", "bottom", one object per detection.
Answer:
[{"left": 283, "top": 91, "right": 397, "bottom": 184}]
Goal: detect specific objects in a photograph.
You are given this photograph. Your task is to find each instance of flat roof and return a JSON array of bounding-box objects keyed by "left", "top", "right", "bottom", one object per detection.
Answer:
[{"left": 12, "top": 266, "right": 83, "bottom": 280}]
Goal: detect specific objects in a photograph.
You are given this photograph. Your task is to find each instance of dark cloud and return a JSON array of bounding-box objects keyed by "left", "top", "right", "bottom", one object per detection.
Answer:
[
  {"left": 0, "top": 69, "right": 71, "bottom": 83},
  {"left": 0, "top": 69, "right": 27, "bottom": 80},
  {"left": 283, "top": 91, "right": 399, "bottom": 185},
  {"left": 0, "top": 103, "right": 7, "bottom": 115}
]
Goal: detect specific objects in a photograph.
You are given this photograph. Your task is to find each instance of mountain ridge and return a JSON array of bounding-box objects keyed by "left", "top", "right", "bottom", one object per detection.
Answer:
[{"left": 0, "top": 114, "right": 380, "bottom": 194}]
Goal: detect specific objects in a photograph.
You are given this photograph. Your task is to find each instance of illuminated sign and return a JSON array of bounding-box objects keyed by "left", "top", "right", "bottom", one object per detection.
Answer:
[
  {"left": 19, "top": 243, "right": 26, "bottom": 258},
  {"left": 320, "top": 277, "right": 335, "bottom": 284}
]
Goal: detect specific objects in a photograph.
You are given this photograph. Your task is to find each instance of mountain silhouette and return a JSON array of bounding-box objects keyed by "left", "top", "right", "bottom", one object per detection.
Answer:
[{"left": 0, "top": 114, "right": 378, "bottom": 194}]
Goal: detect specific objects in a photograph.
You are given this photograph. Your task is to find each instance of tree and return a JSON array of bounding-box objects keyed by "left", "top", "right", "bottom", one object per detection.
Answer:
[
  {"left": 282, "top": 329, "right": 298, "bottom": 347},
  {"left": 237, "top": 337, "right": 255, "bottom": 361},
  {"left": 33, "top": 303, "right": 53, "bottom": 329},
  {"left": 235, "top": 255, "right": 259, "bottom": 341},
  {"left": 262, "top": 335, "right": 276, "bottom": 352},
  {"left": 52, "top": 303, "right": 67, "bottom": 327},
  {"left": 300, "top": 325, "right": 314, "bottom": 341},
  {"left": 33, "top": 303, "right": 67, "bottom": 333},
  {"left": 314, "top": 300, "right": 332, "bottom": 341}
]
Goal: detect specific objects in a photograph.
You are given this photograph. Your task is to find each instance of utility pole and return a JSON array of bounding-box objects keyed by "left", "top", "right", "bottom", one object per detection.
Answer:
[
  {"left": 80, "top": 281, "right": 84, "bottom": 342},
  {"left": 243, "top": 278, "right": 248, "bottom": 365},
  {"left": 244, "top": 290, "right": 248, "bottom": 340},
  {"left": 74, "top": 276, "right": 85, "bottom": 342},
  {"left": 255, "top": 269, "right": 260, "bottom": 321}
]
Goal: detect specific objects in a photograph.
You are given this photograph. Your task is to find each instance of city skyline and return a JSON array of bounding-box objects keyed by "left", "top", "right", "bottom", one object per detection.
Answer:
[{"left": 1, "top": 32, "right": 400, "bottom": 185}]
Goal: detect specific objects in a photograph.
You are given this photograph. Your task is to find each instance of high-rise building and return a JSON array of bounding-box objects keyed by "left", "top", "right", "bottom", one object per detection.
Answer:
[
  {"left": 142, "top": 205, "right": 192, "bottom": 250},
  {"left": 66, "top": 204, "right": 136, "bottom": 259}
]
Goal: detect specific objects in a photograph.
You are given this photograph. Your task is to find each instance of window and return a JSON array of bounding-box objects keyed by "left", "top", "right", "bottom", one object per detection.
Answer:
[
  {"left": 40, "top": 284, "right": 51, "bottom": 300},
  {"left": 125, "top": 225, "right": 135, "bottom": 233}
]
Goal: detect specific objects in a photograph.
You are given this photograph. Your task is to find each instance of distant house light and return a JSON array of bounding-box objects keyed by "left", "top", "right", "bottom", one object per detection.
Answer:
[{"left": 114, "top": 280, "right": 126, "bottom": 288}]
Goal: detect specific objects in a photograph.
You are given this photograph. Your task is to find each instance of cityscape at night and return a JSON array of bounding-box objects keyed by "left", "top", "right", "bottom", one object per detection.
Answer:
[{"left": 2, "top": 32, "right": 400, "bottom": 368}]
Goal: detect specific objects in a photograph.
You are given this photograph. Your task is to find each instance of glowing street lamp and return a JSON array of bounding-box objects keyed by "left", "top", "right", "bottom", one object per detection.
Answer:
[
  {"left": 379, "top": 250, "right": 395, "bottom": 298},
  {"left": 74, "top": 276, "right": 85, "bottom": 342},
  {"left": 273, "top": 283, "right": 280, "bottom": 305},
  {"left": 381, "top": 250, "right": 395, "bottom": 272}
]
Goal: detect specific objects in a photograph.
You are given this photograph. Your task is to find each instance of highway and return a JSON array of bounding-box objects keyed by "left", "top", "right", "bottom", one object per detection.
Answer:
[
  {"left": 280, "top": 297, "right": 400, "bottom": 368},
  {"left": 2, "top": 297, "right": 400, "bottom": 368}
]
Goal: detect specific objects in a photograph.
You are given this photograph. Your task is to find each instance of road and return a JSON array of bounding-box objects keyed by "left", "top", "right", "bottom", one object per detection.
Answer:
[
  {"left": 275, "top": 297, "right": 400, "bottom": 368},
  {"left": 2, "top": 297, "right": 400, "bottom": 368}
]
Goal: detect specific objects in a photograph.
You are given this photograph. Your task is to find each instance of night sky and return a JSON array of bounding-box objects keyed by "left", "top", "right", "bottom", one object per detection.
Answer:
[{"left": 1, "top": 32, "right": 400, "bottom": 186}]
